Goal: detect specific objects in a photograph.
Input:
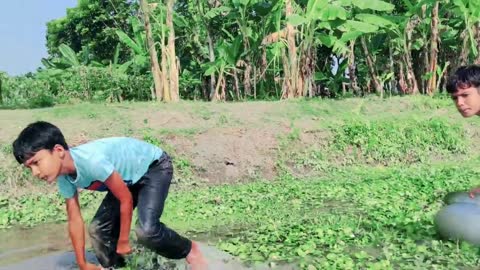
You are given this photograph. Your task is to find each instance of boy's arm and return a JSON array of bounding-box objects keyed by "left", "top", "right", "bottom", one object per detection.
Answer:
[
  {"left": 104, "top": 171, "right": 133, "bottom": 255},
  {"left": 66, "top": 194, "right": 91, "bottom": 269}
]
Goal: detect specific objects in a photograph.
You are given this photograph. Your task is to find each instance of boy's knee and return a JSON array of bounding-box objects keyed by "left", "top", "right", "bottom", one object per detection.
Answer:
[
  {"left": 135, "top": 223, "right": 192, "bottom": 259},
  {"left": 135, "top": 223, "right": 165, "bottom": 243}
]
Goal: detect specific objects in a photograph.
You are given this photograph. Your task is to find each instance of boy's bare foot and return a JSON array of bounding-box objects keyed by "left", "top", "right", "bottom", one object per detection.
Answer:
[{"left": 186, "top": 240, "right": 208, "bottom": 270}]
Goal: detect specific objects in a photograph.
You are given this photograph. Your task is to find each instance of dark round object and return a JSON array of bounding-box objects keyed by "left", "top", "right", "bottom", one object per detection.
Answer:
[{"left": 435, "top": 202, "right": 480, "bottom": 245}]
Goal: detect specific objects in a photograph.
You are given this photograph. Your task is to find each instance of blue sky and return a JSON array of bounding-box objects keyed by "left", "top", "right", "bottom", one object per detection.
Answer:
[{"left": 0, "top": 0, "right": 77, "bottom": 76}]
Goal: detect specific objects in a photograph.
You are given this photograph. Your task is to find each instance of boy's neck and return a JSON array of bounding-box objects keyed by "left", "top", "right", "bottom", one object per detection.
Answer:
[{"left": 60, "top": 150, "right": 77, "bottom": 177}]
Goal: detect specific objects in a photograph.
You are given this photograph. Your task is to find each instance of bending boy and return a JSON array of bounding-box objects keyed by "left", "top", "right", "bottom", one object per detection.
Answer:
[{"left": 12, "top": 121, "right": 207, "bottom": 270}]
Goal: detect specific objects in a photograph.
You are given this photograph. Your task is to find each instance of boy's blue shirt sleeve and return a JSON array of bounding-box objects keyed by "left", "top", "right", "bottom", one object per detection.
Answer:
[
  {"left": 86, "top": 154, "right": 115, "bottom": 182},
  {"left": 57, "top": 177, "right": 77, "bottom": 199}
]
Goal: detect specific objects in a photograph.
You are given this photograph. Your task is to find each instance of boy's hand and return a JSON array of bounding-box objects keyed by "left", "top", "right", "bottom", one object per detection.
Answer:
[
  {"left": 79, "top": 262, "right": 102, "bottom": 270},
  {"left": 116, "top": 239, "right": 132, "bottom": 255},
  {"left": 469, "top": 188, "right": 480, "bottom": 198}
]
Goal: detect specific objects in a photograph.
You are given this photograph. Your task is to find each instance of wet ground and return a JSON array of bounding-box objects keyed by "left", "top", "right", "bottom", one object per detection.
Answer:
[{"left": 0, "top": 224, "right": 295, "bottom": 270}]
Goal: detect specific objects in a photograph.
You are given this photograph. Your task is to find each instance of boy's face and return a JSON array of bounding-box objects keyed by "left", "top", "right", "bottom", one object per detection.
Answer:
[
  {"left": 24, "top": 145, "right": 65, "bottom": 184},
  {"left": 451, "top": 86, "right": 480, "bottom": 118}
]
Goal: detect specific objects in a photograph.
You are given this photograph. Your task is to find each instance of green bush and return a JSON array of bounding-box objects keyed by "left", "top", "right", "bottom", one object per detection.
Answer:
[
  {"left": 331, "top": 118, "right": 467, "bottom": 164},
  {"left": 1, "top": 66, "right": 153, "bottom": 108}
]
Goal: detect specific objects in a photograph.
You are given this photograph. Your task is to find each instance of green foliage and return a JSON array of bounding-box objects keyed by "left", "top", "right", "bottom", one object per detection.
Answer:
[
  {"left": 1, "top": 67, "right": 153, "bottom": 108},
  {"left": 46, "top": 0, "right": 137, "bottom": 64},
  {"left": 142, "top": 133, "right": 196, "bottom": 185},
  {"left": 159, "top": 164, "right": 480, "bottom": 269},
  {"left": 0, "top": 192, "right": 101, "bottom": 229},
  {"left": 1, "top": 75, "right": 55, "bottom": 109},
  {"left": 1, "top": 98, "right": 480, "bottom": 269},
  {"left": 331, "top": 118, "right": 467, "bottom": 164},
  {"left": 6, "top": 164, "right": 480, "bottom": 269}
]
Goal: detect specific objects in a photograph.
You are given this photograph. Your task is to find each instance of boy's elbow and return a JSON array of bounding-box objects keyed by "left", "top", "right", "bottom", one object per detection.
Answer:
[{"left": 120, "top": 193, "right": 133, "bottom": 206}]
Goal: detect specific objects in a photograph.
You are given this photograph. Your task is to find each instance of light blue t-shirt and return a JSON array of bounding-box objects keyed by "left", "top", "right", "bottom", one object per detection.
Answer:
[{"left": 57, "top": 137, "right": 163, "bottom": 199}]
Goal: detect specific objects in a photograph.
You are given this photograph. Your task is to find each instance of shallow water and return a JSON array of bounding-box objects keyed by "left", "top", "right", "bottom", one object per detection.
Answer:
[
  {"left": 0, "top": 224, "right": 293, "bottom": 270},
  {"left": 0, "top": 223, "right": 72, "bottom": 266}
]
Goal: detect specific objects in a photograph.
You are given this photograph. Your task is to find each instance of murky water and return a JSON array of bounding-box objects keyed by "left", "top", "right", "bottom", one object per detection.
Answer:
[
  {"left": 0, "top": 223, "right": 101, "bottom": 270},
  {"left": 0, "top": 223, "right": 72, "bottom": 266},
  {"left": 0, "top": 224, "right": 293, "bottom": 270}
]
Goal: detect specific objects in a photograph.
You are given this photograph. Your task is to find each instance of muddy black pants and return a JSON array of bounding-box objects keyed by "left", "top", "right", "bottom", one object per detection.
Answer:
[{"left": 88, "top": 152, "right": 192, "bottom": 268}]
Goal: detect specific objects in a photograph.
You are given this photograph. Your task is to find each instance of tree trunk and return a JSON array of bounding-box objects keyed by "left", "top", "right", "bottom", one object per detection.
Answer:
[
  {"left": 436, "top": 61, "right": 449, "bottom": 92},
  {"left": 157, "top": 8, "right": 171, "bottom": 103},
  {"left": 426, "top": 1, "right": 439, "bottom": 95},
  {"left": 460, "top": 29, "right": 470, "bottom": 66},
  {"left": 361, "top": 36, "right": 383, "bottom": 96},
  {"left": 398, "top": 60, "right": 408, "bottom": 94},
  {"left": 206, "top": 29, "right": 217, "bottom": 101},
  {"left": 282, "top": 0, "right": 300, "bottom": 99},
  {"left": 475, "top": 22, "right": 480, "bottom": 65},
  {"left": 388, "top": 41, "right": 395, "bottom": 94},
  {"left": 348, "top": 40, "right": 360, "bottom": 95},
  {"left": 404, "top": 17, "right": 420, "bottom": 94},
  {"left": 244, "top": 63, "right": 252, "bottom": 98},
  {"left": 196, "top": 1, "right": 216, "bottom": 101},
  {"left": 166, "top": 0, "right": 179, "bottom": 101},
  {"left": 233, "top": 68, "right": 240, "bottom": 100},
  {"left": 421, "top": 4, "right": 429, "bottom": 94},
  {"left": 213, "top": 66, "right": 224, "bottom": 101},
  {"left": 139, "top": 0, "right": 163, "bottom": 101}
]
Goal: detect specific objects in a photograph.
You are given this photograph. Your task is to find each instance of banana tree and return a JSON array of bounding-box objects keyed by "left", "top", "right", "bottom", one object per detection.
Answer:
[
  {"left": 221, "top": 0, "right": 281, "bottom": 99},
  {"left": 139, "top": 0, "right": 163, "bottom": 100},
  {"left": 451, "top": 0, "right": 480, "bottom": 64},
  {"left": 115, "top": 17, "right": 150, "bottom": 74},
  {"left": 282, "top": 0, "right": 395, "bottom": 98},
  {"left": 41, "top": 44, "right": 100, "bottom": 69},
  {"left": 203, "top": 37, "right": 243, "bottom": 101}
]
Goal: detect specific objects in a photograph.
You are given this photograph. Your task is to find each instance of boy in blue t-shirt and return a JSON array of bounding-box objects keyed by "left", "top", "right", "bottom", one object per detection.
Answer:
[{"left": 12, "top": 121, "right": 207, "bottom": 270}]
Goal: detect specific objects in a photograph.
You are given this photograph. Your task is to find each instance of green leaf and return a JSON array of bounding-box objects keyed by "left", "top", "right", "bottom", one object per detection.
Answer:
[
  {"left": 333, "top": 40, "right": 349, "bottom": 55},
  {"left": 132, "top": 55, "right": 148, "bottom": 68},
  {"left": 344, "top": 20, "right": 379, "bottom": 33},
  {"left": 131, "top": 17, "right": 145, "bottom": 50},
  {"left": 412, "top": 38, "right": 424, "bottom": 50},
  {"left": 113, "top": 43, "right": 120, "bottom": 66},
  {"left": 317, "top": 34, "right": 337, "bottom": 47},
  {"left": 204, "top": 65, "right": 217, "bottom": 76},
  {"left": 116, "top": 30, "right": 143, "bottom": 55},
  {"left": 316, "top": 21, "right": 333, "bottom": 30},
  {"left": 340, "top": 31, "right": 363, "bottom": 42},
  {"left": 287, "top": 14, "right": 308, "bottom": 26},
  {"left": 204, "top": 6, "right": 231, "bottom": 19},
  {"left": 119, "top": 61, "right": 132, "bottom": 73},
  {"left": 41, "top": 58, "right": 55, "bottom": 69},
  {"left": 355, "top": 14, "right": 395, "bottom": 27},
  {"left": 306, "top": 0, "right": 329, "bottom": 20},
  {"left": 58, "top": 44, "right": 80, "bottom": 67},
  {"left": 339, "top": 0, "right": 352, "bottom": 5},
  {"left": 89, "top": 61, "right": 104, "bottom": 67},
  {"left": 319, "top": 5, "right": 348, "bottom": 21},
  {"left": 352, "top": 0, "right": 394, "bottom": 11}
]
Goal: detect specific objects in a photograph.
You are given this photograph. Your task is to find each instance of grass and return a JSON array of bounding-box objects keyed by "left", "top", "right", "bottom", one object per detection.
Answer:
[
  {"left": 2, "top": 96, "right": 480, "bottom": 269},
  {"left": 2, "top": 163, "right": 480, "bottom": 269},
  {"left": 161, "top": 163, "right": 480, "bottom": 269}
]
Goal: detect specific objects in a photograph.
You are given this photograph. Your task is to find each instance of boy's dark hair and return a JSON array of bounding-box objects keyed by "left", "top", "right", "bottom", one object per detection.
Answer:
[
  {"left": 12, "top": 121, "right": 69, "bottom": 164},
  {"left": 446, "top": 64, "right": 480, "bottom": 93}
]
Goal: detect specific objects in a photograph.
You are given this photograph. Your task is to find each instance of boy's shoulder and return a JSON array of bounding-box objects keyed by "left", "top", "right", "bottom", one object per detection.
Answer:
[
  {"left": 71, "top": 137, "right": 159, "bottom": 158},
  {"left": 74, "top": 137, "right": 149, "bottom": 149}
]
